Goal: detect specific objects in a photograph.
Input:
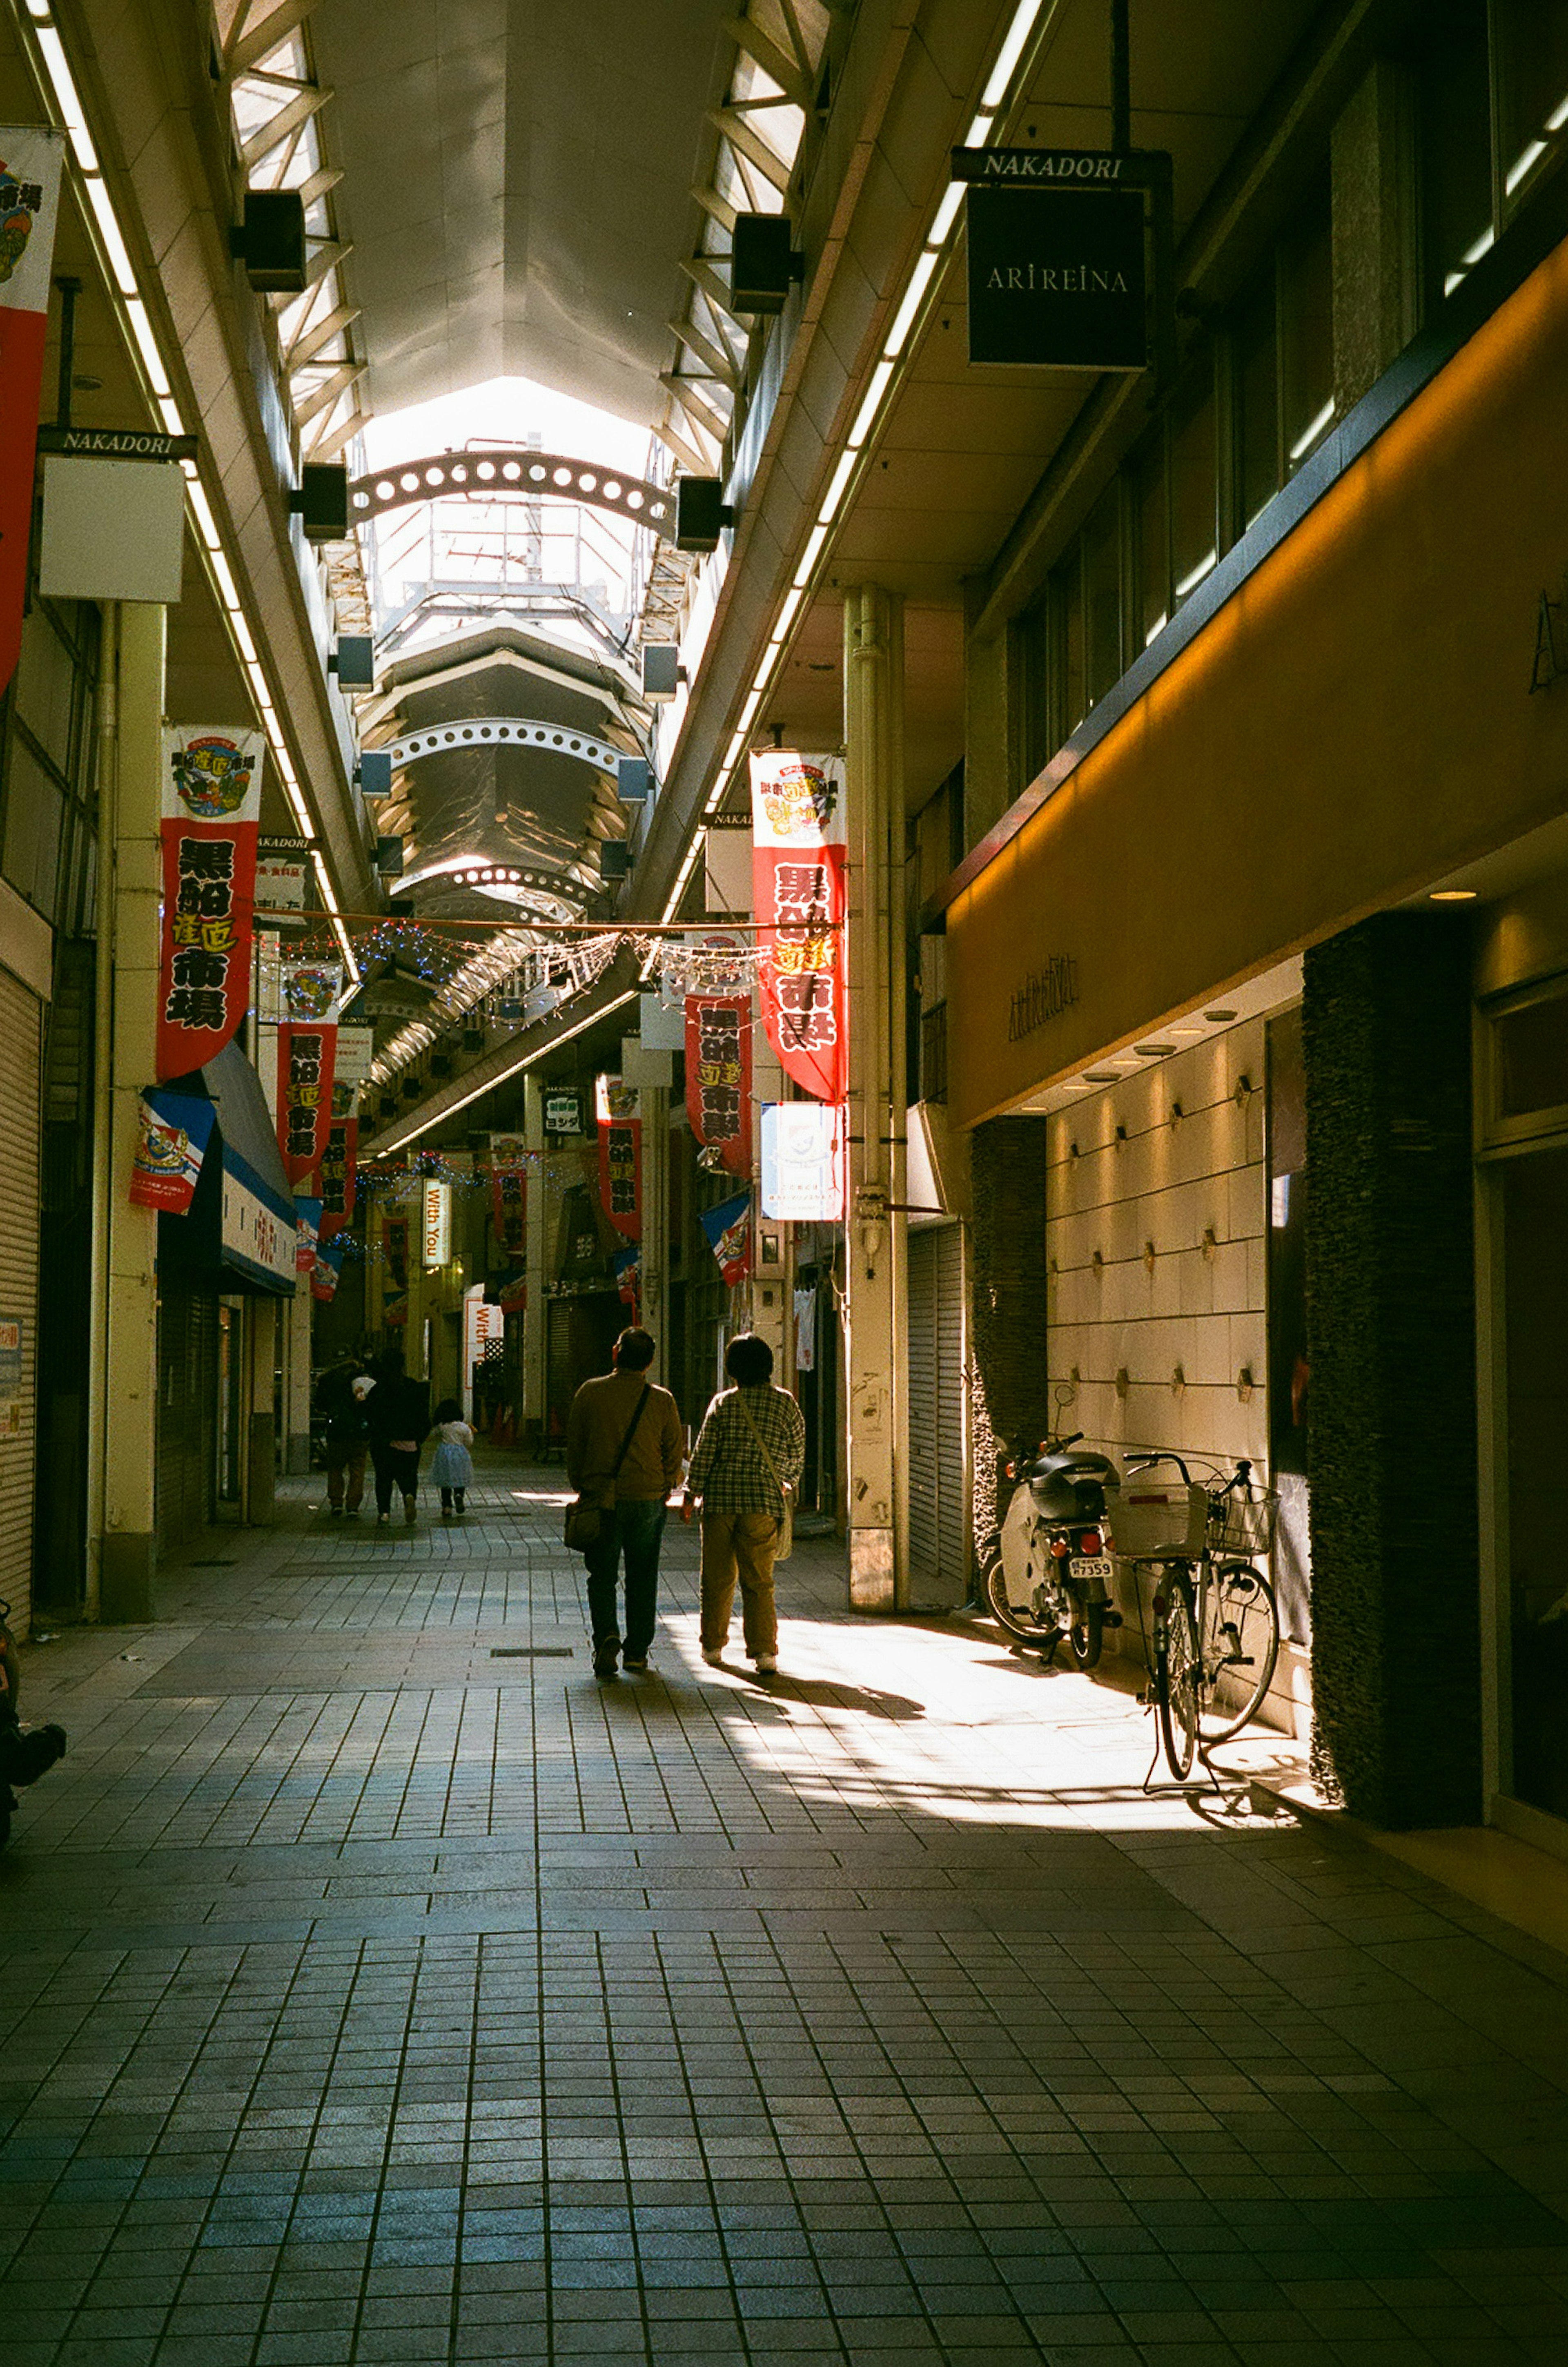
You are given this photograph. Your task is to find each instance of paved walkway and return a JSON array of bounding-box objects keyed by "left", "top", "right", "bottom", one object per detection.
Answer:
[{"left": 3, "top": 1450, "right": 1568, "bottom": 2366}]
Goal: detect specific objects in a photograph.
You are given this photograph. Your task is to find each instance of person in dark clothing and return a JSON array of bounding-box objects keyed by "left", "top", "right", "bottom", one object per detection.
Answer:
[
  {"left": 566, "top": 1327, "right": 684, "bottom": 1679},
  {"left": 365, "top": 1350, "right": 431, "bottom": 1525},
  {"left": 319, "top": 1363, "right": 374, "bottom": 1516}
]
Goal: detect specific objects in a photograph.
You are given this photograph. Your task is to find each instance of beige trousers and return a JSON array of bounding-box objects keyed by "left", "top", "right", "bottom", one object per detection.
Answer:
[{"left": 699, "top": 1511, "right": 780, "bottom": 1658}]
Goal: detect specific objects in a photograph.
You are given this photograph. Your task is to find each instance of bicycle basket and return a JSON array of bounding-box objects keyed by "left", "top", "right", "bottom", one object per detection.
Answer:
[{"left": 1207, "top": 1483, "right": 1279, "bottom": 1556}]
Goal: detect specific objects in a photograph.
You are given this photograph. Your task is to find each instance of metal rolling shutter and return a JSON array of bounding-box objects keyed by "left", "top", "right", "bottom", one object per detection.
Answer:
[
  {"left": 0, "top": 972, "right": 40, "bottom": 1634},
  {"left": 907, "top": 1222, "right": 969, "bottom": 1606},
  {"left": 156, "top": 1280, "right": 218, "bottom": 1551}
]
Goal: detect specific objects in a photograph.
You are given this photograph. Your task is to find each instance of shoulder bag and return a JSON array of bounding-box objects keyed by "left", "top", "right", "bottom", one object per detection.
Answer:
[
  {"left": 735, "top": 1390, "right": 795, "bottom": 1564},
  {"left": 564, "top": 1386, "right": 651, "bottom": 1553}
]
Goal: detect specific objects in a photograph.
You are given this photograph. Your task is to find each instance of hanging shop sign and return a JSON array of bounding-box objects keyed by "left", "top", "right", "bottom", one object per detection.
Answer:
[
  {"left": 543, "top": 1088, "right": 586, "bottom": 1136},
  {"left": 220, "top": 1152, "right": 296, "bottom": 1293},
  {"left": 489, "top": 1139, "right": 528, "bottom": 1259},
  {"left": 464, "top": 1288, "right": 503, "bottom": 1389},
  {"left": 596, "top": 1076, "right": 641, "bottom": 1241},
  {"left": 256, "top": 836, "right": 308, "bottom": 914},
  {"left": 334, "top": 1025, "right": 374, "bottom": 1088},
  {"left": 749, "top": 749, "right": 846, "bottom": 1105},
  {"left": 128, "top": 1088, "right": 217, "bottom": 1214},
  {"left": 156, "top": 725, "right": 265, "bottom": 1079},
  {"left": 318, "top": 1118, "right": 358, "bottom": 1241},
  {"left": 276, "top": 962, "right": 343, "bottom": 1184},
  {"left": 422, "top": 1180, "right": 451, "bottom": 1268},
  {"left": 685, "top": 995, "right": 752, "bottom": 1176},
  {"left": 760, "top": 1101, "right": 845, "bottom": 1222},
  {"left": 963, "top": 179, "right": 1147, "bottom": 370},
  {"left": 699, "top": 1188, "right": 753, "bottom": 1287},
  {"left": 0, "top": 130, "right": 64, "bottom": 697},
  {"left": 311, "top": 1237, "right": 345, "bottom": 1304},
  {"left": 294, "top": 1197, "right": 322, "bottom": 1274}
]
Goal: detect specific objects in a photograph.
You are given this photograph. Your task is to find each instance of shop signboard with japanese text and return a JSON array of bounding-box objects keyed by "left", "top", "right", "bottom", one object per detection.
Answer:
[
  {"left": 685, "top": 996, "right": 751, "bottom": 1175},
  {"left": 749, "top": 750, "right": 846, "bottom": 1106},
  {"left": 596, "top": 1077, "right": 641, "bottom": 1240},
  {"left": 156, "top": 725, "right": 265, "bottom": 1079},
  {"left": 760, "top": 1102, "right": 844, "bottom": 1221},
  {"left": 318, "top": 1119, "right": 358, "bottom": 1239},
  {"left": 276, "top": 961, "right": 342, "bottom": 1184}
]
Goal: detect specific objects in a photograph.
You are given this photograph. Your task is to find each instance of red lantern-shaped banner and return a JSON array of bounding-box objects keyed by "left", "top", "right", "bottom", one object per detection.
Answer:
[
  {"left": 685, "top": 995, "right": 752, "bottom": 1176},
  {"left": 749, "top": 750, "right": 846, "bottom": 1106},
  {"left": 596, "top": 1076, "right": 641, "bottom": 1241},
  {"left": 156, "top": 726, "right": 265, "bottom": 1080},
  {"left": 0, "top": 132, "right": 65, "bottom": 698}
]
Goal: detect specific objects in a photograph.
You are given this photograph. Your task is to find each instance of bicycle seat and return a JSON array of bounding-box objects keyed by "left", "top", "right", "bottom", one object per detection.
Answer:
[{"left": 1025, "top": 1448, "right": 1120, "bottom": 1522}]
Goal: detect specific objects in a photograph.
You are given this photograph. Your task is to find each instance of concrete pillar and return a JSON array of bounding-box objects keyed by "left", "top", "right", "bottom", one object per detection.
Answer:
[
  {"left": 842, "top": 583, "right": 909, "bottom": 1610},
  {"left": 245, "top": 1297, "right": 277, "bottom": 1524},
  {"left": 97, "top": 602, "right": 164, "bottom": 1621},
  {"left": 522, "top": 1075, "right": 547, "bottom": 1440},
  {"left": 639, "top": 1083, "right": 668, "bottom": 1382},
  {"left": 968, "top": 1117, "right": 1052, "bottom": 1567},
  {"left": 285, "top": 1258, "right": 313, "bottom": 1474},
  {"left": 1331, "top": 58, "right": 1418, "bottom": 415}
]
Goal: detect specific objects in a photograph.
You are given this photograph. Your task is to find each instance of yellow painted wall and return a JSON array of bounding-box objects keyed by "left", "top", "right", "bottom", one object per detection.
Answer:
[{"left": 947, "top": 236, "right": 1568, "bottom": 1130}]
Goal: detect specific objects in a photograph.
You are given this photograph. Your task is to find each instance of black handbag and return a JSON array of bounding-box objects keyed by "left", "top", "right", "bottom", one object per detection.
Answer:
[{"left": 564, "top": 1386, "right": 651, "bottom": 1552}]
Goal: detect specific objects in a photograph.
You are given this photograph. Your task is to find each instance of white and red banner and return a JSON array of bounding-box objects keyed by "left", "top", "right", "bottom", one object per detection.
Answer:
[
  {"left": 277, "top": 961, "right": 343, "bottom": 1184},
  {"left": 0, "top": 132, "right": 65, "bottom": 698},
  {"left": 595, "top": 1075, "right": 641, "bottom": 1241},
  {"left": 749, "top": 750, "right": 846, "bottom": 1106},
  {"left": 685, "top": 995, "right": 751, "bottom": 1176},
  {"left": 156, "top": 726, "right": 265, "bottom": 1080}
]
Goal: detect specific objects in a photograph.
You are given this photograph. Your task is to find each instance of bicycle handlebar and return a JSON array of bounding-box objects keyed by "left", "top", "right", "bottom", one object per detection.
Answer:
[{"left": 1126, "top": 1450, "right": 1191, "bottom": 1482}]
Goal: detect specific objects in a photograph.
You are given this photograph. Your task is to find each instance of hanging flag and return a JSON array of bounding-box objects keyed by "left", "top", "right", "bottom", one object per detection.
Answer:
[
  {"left": 294, "top": 1197, "right": 323, "bottom": 1275},
  {"left": 685, "top": 994, "right": 752, "bottom": 1176},
  {"left": 749, "top": 749, "right": 847, "bottom": 1106},
  {"left": 319, "top": 1117, "right": 358, "bottom": 1240},
  {"left": 156, "top": 726, "right": 265, "bottom": 1079},
  {"left": 700, "top": 1188, "right": 752, "bottom": 1287},
  {"left": 276, "top": 961, "right": 343, "bottom": 1184},
  {"left": 0, "top": 132, "right": 65, "bottom": 698},
  {"left": 311, "top": 1237, "right": 345, "bottom": 1303},
  {"left": 127, "top": 1088, "right": 216, "bottom": 1213},
  {"left": 793, "top": 1286, "right": 817, "bottom": 1372},
  {"left": 596, "top": 1074, "right": 641, "bottom": 1240},
  {"left": 489, "top": 1132, "right": 528, "bottom": 1256},
  {"left": 613, "top": 1241, "right": 641, "bottom": 1308},
  {"left": 382, "top": 1286, "right": 409, "bottom": 1328}
]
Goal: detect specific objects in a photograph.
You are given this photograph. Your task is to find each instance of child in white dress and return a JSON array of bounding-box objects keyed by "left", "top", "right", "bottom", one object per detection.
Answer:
[{"left": 429, "top": 1400, "right": 475, "bottom": 1516}]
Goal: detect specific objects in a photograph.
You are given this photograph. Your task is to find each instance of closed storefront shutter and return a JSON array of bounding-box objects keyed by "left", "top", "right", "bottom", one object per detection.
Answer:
[
  {"left": 0, "top": 970, "right": 41, "bottom": 1635},
  {"left": 156, "top": 1279, "right": 218, "bottom": 1552},
  {"left": 907, "top": 1222, "right": 969, "bottom": 1607}
]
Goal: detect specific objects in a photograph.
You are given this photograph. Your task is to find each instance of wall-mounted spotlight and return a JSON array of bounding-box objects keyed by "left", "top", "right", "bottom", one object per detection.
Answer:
[
  {"left": 289, "top": 463, "right": 349, "bottom": 542},
  {"left": 229, "top": 189, "right": 306, "bottom": 291},
  {"left": 730, "top": 212, "right": 805, "bottom": 314},
  {"left": 675, "top": 478, "right": 735, "bottom": 553},
  {"left": 329, "top": 635, "right": 375, "bottom": 687}
]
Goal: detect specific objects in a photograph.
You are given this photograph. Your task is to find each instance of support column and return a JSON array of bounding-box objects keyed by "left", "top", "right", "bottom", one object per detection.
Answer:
[
  {"left": 1305, "top": 912, "right": 1479, "bottom": 1827},
  {"left": 245, "top": 1297, "right": 278, "bottom": 1525},
  {"left": 967, "top": 1117, "right": 1052, "bottom": 1569},
  {"left": 96, "top": 602, "right": 164, "bottom": 1621},
  {"left": 285, "top": 1249, "right": 313, "bottom": 1473},
  {"left": 522, "top": 1074, "right": 547, "bottom": 1444},
  {"left": 639, "top": 1083, "right": 668, "bottom": 1382},
  {"left": 842, "top": 584, "right": 909, "bottom": 1610}
]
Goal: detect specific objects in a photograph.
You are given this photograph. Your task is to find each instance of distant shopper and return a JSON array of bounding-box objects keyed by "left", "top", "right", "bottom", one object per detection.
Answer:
[
  {"left": 566, "top": 1327, "right": 684, "bottom": 1680},
  {"left": 320, "top": 1366, "right": 374, "bottom": 1518},
  {"left": 365, "top": 1349, "right": 431, "bottom": 1527},
  {"left": 684, "top": 1333, "right": 804, "bottom": 1675},
  {"left": 429, "top": 1399, "right": 475, "bottom": 1518}
]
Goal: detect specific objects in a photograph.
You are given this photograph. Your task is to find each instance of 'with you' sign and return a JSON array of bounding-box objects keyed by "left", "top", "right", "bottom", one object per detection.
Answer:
[
  {"left": 749, "top": 749, "right": 846, "bottom": 1106},
  {"left": 156, "top": 726, "right": 265, "bottom": 1080}
]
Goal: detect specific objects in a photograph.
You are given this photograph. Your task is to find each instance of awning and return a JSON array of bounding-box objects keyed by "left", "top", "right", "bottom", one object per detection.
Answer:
[{"left": 158, "top": 1044, "right": 297, "bottom": 1297}]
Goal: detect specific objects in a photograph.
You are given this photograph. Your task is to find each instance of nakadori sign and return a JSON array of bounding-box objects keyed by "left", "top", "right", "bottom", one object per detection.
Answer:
[
  {"left": 749, "top": 750, "right": 846, "bottom": 1106},
  {"left": 685, "top": 995, "right": 751, "bottom": 1175},
  {"left": 964, "top": 179, "right": 1146, "bottom": 370},
  {"left": 276, "top": 961, "right": 343, "bottom": 1184},
  {"left": 156, "top": 725, "right": 265, "bottom": 1079},
  {"left": 0, "top": 130, "right": 64, "bottom": 698},
  {"left": 596, "top": 1076, "right": 641, "bottom": 1240},
  {"left": 128, "top": 1088, "right": 216, "bottom": 1214},
  {"left": 319, "top": 1118, "right": 358, "bottom": 1240}
]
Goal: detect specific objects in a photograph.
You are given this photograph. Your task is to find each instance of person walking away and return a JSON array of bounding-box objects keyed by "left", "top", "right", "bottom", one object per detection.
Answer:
[
  {"left": 365, "top": 1350, "right": 431, "bottom": 1526},
  {"left": 566, "top": 1327, "right": 684, "bottom": 1680},
  {"left": 321, "top": 1368, "right": 373, "bottom": 1517},
  {"left": 683, "top": 1333, "right": 805, "bottom": 1675},
  {"left": 429, "top": 1399, "right": 475, "bottom": 1518}
]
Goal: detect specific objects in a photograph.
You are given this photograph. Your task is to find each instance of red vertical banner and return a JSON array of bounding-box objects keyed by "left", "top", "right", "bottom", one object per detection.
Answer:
[
  {"left": 156, "top": 727, "right": 265, "bottom": 1079},
  {"left": 277, "top": 963, "right": 342, "bottom": 1184},
  {"left": 596, "top": 1076, "right": 641, "bottom": 1240},
  {"left": 319, "top": 1117, "right": 358, "bottom": 1240},
  {"left": 749, "top": 750, "right": 847, "bottom": 1105},
  {"left": 0, "top": 133, "right": 65, "bottom": 697},
  {"left": 684, "top": 995, "right": 752, "bottom": 1176}
]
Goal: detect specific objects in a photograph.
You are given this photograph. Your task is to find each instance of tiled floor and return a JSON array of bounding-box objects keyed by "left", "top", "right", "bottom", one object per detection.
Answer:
[{"left": 4, "top": 1452, "right": 1568, "bottom": 2365}]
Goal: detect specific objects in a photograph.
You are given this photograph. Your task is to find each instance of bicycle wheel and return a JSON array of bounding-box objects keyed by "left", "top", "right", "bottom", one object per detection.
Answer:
[
  {"left": 1156, "top": 1572, "right": 1202, "bottom": 1779},
  {"left": 982, "top": 1544, "right": 1056, "bottom": 1646},
  {"left": 1068, "top": 1599, "right": 1104, "bottom": 1670},
  {"left": 1198, "top": 1561, "right": 1280, "bottom": 1739}
]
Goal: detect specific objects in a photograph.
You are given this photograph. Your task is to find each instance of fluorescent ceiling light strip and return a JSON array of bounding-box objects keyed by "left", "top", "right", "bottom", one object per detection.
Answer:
[
  {"left": 981, "top": 0, "right": 1047, "bottom": 107},
  {"left": 35, "top": 28, "right": 97, "bottom": 168},
  {"left": 123, "top": 299, "right": 172, "bottom": 396},
  {"left": 791, "top": 523, "right": 829, "bottom": 586},
  {"left": 158, "top": 396, "right": 185, "bottom": 435},
  {"left": 963, "top": 110, "right": 995, "bottom": 145},
  {"left": 81, "top": 174, "right": 136, "bottom": 294},
  {"left": 928, "top": 183, "right": 965, "bottom": 245},
  {"left": 847, "top": 359, "right": 894, "bottom": 450},
  {"left": 186, "top": 481, "right": 221, "bottom": 549},
  {"left": 884, "top": 250, "right": 940, "bottom": 357},
  {"left": 817, "top": 450, "right": 857, "bottom": 525}
]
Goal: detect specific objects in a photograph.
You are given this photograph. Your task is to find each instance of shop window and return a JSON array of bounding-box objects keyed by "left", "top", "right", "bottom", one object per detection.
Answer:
[
  {"left": 1280, "top": 178, "right": 1334, "bottom": 468},
  {"left": 1056, "top": 544, "right": 1085, "bottom": 739},
  {"left": 1235, "top": 270, "right": 1281, "bottom": 528},
  {"left": 0, "top": 598, "right": 99, "bottom": 934},
  {"left": 1424, "top": 0, "right": 1568, "bottom": 305},
  {"left": 1082, "top": 486, "right": 1122, "bottom": 709},
  {"left": 1134, "top": 434, "right": 1169, "bottom": 646},
  {"left": 1168, "top": 361, "right": 1218, "bottom": 606},
  {"left": 1495, "top": 0, "right": 1568, "bottom": 203},
  {"left": 1494, "top": 984, "right": 1568, "bottom": 1124}
]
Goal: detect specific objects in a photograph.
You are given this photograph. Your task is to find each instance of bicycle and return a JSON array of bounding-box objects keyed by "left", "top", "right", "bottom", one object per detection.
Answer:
[{"left": 1119, "top": 1455, "right": 1281, "bottom": 1781}]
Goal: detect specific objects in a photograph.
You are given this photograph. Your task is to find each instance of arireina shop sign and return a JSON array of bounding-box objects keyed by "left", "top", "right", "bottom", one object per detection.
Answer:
[{"left": 953, "top": 147, "right": 1149, "bottom": 372}]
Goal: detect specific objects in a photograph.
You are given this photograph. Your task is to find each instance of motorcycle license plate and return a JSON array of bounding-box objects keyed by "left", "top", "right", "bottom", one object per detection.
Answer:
[{"left": 1070, "top": 1556, "right": 1115, "bottom": 1583}]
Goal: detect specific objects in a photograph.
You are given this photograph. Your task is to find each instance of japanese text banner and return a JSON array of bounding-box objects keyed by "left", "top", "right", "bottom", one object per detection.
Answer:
[
  {"left": 0, "top": 131, "right": 64, "bottom": 697},
  {"left": 684, "top": 995, "right": 752, "bottom": 1176},
  {"left": 156, "top": 726, "right": 265, "bottom": 1080},
  {"left": 277, "top": 961, "right": 343, "bottom": 1185},
  {"left": 319, "top": 1117, "right": 358, "bottom": 1241},
  {"left": 596, "top": 1075, "right": 641, "bottom": 1241},
  {"left": 749, "top": 750, "right": 846, "bottom": 1105}
]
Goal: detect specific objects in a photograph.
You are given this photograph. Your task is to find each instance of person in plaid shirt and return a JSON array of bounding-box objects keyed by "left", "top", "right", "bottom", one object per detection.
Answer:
[{"left": 682, "top": 1333, "right": 805, "bottom": 1674}]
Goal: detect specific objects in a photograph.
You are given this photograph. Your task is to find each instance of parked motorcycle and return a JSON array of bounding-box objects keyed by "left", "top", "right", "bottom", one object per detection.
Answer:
[
  {"left": 982, "top": 1429, "right": 1123, "bottom": 1667},
  {"left": 0, "top": 1598, "right": 66, "bottom": 1852}
]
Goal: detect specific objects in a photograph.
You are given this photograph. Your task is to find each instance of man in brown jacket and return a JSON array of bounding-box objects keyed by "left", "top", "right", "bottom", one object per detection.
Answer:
[{"left": 566, "top": 1327, "right": 685, "bottom": 1679}]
